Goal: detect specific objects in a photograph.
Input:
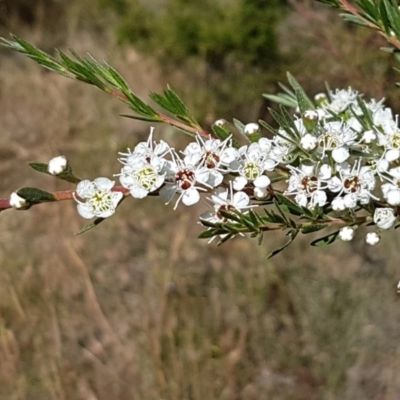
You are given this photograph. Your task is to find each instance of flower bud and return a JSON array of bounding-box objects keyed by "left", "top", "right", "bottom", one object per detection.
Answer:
[
  {"left": 314, "top": 92, "right": 328, "bottom": 106},
  {"left": 302, "top": 110, "right": 319, "bottom": 132},
  {"left": 48, "top": 155, "right": 68, "bottom": 175},
  {"left": 9, "top": 192, "right": 27, "bottom": 209},
  {"left": 386, "top": 189, "right": 400, "bottom": 206},
  {"left": 300, "top": 133, "right": 317, "bottom": 151},
  {"left": 243, "top": 123, "right": 261, "bottom": 142},
  {"left": 365, "top": 232, "right": 380, "bottom": 245},
  {"left": 373, "top": 207, "right": 396, "bottom": 229},
  {"left": 339, "top": 226, "right": 355, "bottom": 241},
  {"left": 214, "top": 119, "right": 228, "bottom": 129},
  {"left": 361, "top": 130, "right": 376, "bottom": 144}
]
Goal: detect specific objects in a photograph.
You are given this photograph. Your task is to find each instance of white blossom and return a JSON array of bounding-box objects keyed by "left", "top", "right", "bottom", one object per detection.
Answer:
[
  {"left": 160, "top": 150, "right": 210, "bottom": 209},
  {"left": 74, "top": 178, "right": 123, "bottom": 219}
]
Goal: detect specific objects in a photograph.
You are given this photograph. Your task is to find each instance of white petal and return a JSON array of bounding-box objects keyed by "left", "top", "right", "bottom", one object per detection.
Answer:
[
  {"left": 130, "top": 187, "right": 149, "bottom": 199},
  {"left": 111, "top": 191, "right": 123, "bottom": 205},
  {"left": 386, "top": 189, "right": 400, "bottom": 206},
  {"left": 332, "top": 147, "right": 350, "bottom": 163},
  {"left": 182, "top": 188, "right": 200, "bottom": 206},
  {"left": 159, "top": 184, "right": 177, "bottom": 203},
  {"left": 76, "top": 180, "right": 95, "bottom": 198},
  {"left": 207, "top": 171, "right": 224, "bottom": 187},
  {"left": 233, "top": 176, "right": 247, "bottom": 191},
  {"left": 232, "top": 191, "right": 250, "bottom": 208},
  {"left": 253, "top": 175, "right": 271, "bottom": 189},
  {"left": 94, "top": 177, "right": 115, "bottom": 191},
  {"left": 77, "top": 203, "right": 95, "bottom": 219},
  {"left": 385, "top": 149, "right": 400, "bottom": 162}
]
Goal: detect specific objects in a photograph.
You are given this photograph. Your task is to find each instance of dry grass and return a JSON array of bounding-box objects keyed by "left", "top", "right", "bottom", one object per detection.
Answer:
[{"left": 1, "top": 3, "right": 400, "bottom": 400}]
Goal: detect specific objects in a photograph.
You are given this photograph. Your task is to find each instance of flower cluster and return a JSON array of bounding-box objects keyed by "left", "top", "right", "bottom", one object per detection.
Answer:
[{"left": 66, "top": 86, "right": 400, "bottom": 246}]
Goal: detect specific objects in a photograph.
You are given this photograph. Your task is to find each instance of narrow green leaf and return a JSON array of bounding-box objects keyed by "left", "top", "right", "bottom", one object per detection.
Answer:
[
  {"left": 267, "top": 230, "right": 298, "bottom": 259},
  {"left": 310, "top": 230, "right": 340, "bottom": 246},
  {"left": 300, "top": 223, "right": 327, "bottom": 234},
  {"left": 120, "top": 114, "right": 162, "bottom": 123},
  {"left": 75, "top": 217, "right": 105, "bottom": 235},
  {"left": 233, "top": 118, "right": 245, "bottom": 134},
  {"left": 211, "top": 124, "right": 239, "bottom": 148},
  {"left": 274, "top": 193, "right": 303, "bottom": 216},
  {"left": 258, "top": 119, "right": 279, "bottom": 135},
  {"left": 263, "top": 93, "right": 297, "bottom": 108},
  {"left": 29, "top": 162, "right": 49, "bottom": 174}
]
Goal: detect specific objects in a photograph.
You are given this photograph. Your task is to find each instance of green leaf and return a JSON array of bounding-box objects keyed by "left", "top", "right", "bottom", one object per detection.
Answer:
[
  {"left": 340, "top": 13, "right": 369, "bottom": 27},
  {"left": 17, "top": 187, "right": 56, "bottom": 204},
  {"left": 75, "top": 217, "right": 105, "bottom": 235},
  {"left": 120, "top": 114, "right": 162, "bottom": 123},
  {"left": 29, "top": 162, "right": 49, "bottom": 174},
  {"left": 300, "top": 223, "right": 327, "bottom": 234},
  {"left": 295, "top": 87, "right": 315, "bottom": 114},
  {"left": 258, "top": 119, "right": 279, "bottom": 136},
  {"left": 267, "top": 230, "right": 298, "bottom": 259},
  {"left": 211, "top": 124, "right": 240, "bottom": 148},
  {"left": 263, "top": 93, "right": 297, "bottom": 108},
  {"left": 310, "top": 230, "right": 340, "bottom": 247},
  {"left": 233, "top": 118, "right": 245, "bottom": 134},
  {"left": 274, "top": 193, "right": 303, "bottom": 216}
]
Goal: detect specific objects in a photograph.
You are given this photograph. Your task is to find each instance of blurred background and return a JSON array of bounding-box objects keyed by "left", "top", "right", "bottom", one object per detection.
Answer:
[{"left": 1, "top": 0, "right": 400, "bottom": 399}]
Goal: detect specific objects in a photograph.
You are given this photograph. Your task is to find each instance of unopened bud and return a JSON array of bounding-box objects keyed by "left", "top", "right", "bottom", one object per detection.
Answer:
[
  {"left": 339, "top": 226, "right": 355, "bottom": 241},
  {"left": 214, "top": 119, "right": 228, "bottom": 128},
  {"left": 314, "top": 92, "right": 328, "bottom": 106},
  {"left": 365, "top": 232, "right": 380, "bottom": 246},
  {"left": 48, "top": 155, "right": 68, "bottom": 175},
  {"left": 302, "top": 110, "right": 319, "bottom": 132},
  {"left": 244, "top": 123, "right": 261, "bottom": 142},
  {"left": 9, "top": 192, "right": 27, "bottom": 209}
]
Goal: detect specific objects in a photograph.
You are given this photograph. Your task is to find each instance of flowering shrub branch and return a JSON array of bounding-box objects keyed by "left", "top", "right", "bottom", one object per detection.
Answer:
[
  {"left": 2, "top": 1, "right": 400, "bottom": 257},
  {"left": 318, "top": 0, "right": 400, "bottom": 51}
]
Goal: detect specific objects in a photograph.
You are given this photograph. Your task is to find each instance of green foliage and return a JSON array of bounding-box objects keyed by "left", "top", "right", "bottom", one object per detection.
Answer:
[{"left": 98, "top": 0, "right": 289, "bottom": 121}]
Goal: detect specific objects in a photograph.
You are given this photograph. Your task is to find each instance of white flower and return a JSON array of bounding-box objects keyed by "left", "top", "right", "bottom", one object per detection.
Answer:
[
  {"left": 182, "top": 135, "right": 237, "bottom": 187},
  {"left": 117, "top": 155, "right": 165, "bottom": 199},
  {"left": 381, "top": 167, "right": 400, "bottom": 205},
  {"left": 317, "top": 121, "right": 356, "bottom": 163},
  {"left": 373, "top": 208, "right": 396, "bottom": 229},
  {"left": 376, "top": 116, "right": 400, "bottom": 162},
  {"left": 326, "top": 87, "right": 359, "bottom": 113},
  {"left": 232, "top": 142, "right": 272, "bottom": 191},
  {"left": 9, "top": 192, "right": 27, "bottom": 209},
  {"left": 330, "top": 161, "right": 377, "bottom": 208},
  {"left": 74, "top": 177, "right": 123, "bottom": 219},
  {"left": 200, "top": 184, "right": 256, "bottom": 241},
  {"left": 118, "top": 127, "right": 170, "bottom": 164},
  {"left": 48, "top": 155, "right": 68, "bottom": 175},
  {"left": 373, "top": 107, "right": 393, "bottom": 128},
  {"left": 160, "top": 150, "right": 210, "bottom": 209},
  {"left": 339, "top": 226, "right": 355, "bottom": 241},
  {"left": 285, "top": 164, "right": 327, "bottom": 208},
  {"left": 366, "top": 232, "right": 380, "bottom": 245}
]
